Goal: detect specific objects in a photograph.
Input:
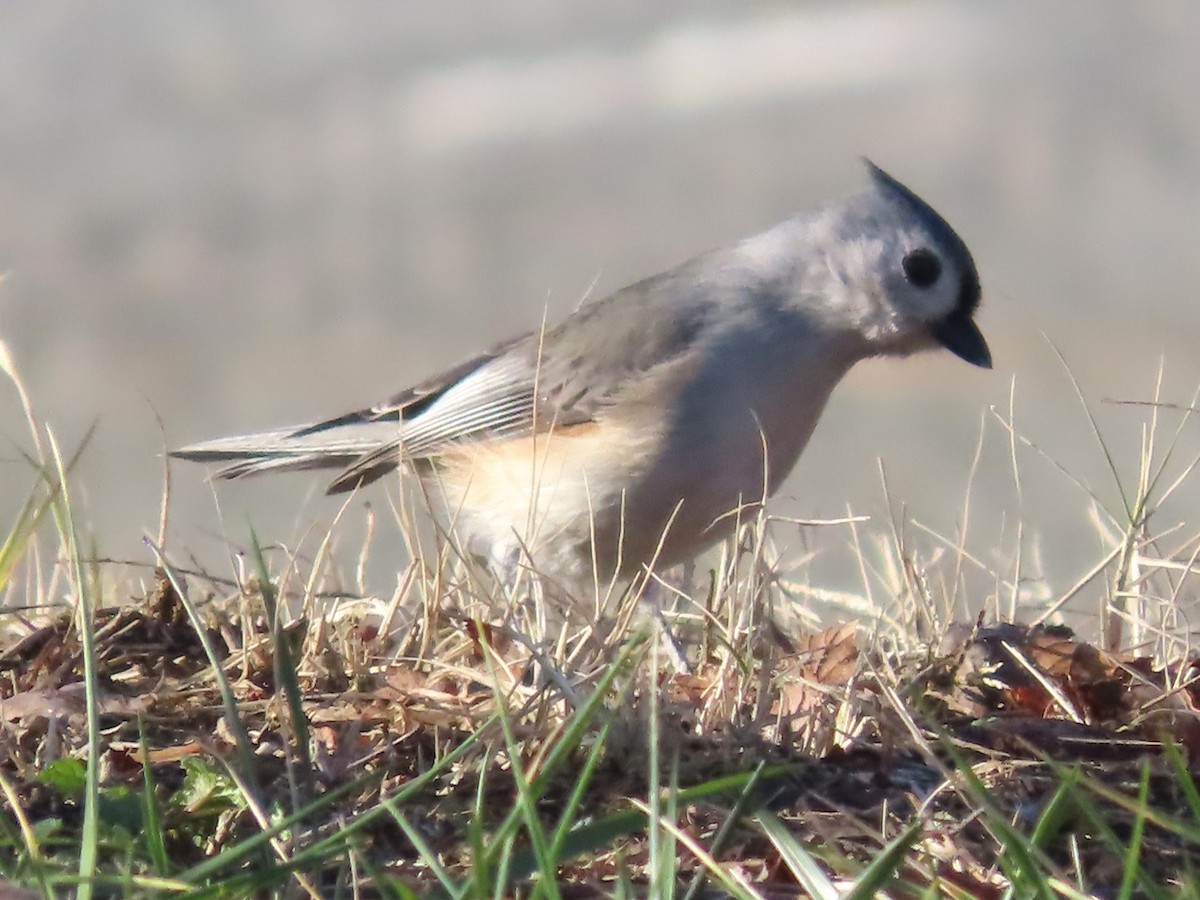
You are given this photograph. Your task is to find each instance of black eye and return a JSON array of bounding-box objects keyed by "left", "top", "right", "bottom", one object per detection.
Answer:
[{"left": 902, "top": 248, "right": 942, "bottom": 288}]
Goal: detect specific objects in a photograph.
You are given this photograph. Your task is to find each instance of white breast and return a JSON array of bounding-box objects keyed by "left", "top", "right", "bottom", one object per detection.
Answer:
[{"left": 421, "top": 323, "right": 858, "bottom": 584}]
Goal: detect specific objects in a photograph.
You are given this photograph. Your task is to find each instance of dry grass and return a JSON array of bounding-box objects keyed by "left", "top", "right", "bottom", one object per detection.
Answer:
[{"left": 6, "top": 343, "right": 1200, "bottom": 897}]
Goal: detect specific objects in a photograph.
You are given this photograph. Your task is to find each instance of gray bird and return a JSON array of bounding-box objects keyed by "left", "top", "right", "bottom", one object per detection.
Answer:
[{"left": 173, "top": 162, "right": 990, "bottom": 587}]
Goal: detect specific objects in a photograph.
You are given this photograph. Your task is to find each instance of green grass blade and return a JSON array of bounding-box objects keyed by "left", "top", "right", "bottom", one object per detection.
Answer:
[
  {"left": 682, "top": 761, "right": 766, "bottom": 900},
  {"left": 45, "top": 431, "right": 99, "bottom": 900},
  {"left": 754, "top": 808, "right": 839, "bottom": 900},
  {"left": 486, "top": 652, "right": 560, "bottom": 900},
  {"left": 546, "top": 720, "right": 610, "bottom": 863},
  {"left": 844, "top": 817, "right": 923, "bottom": 900},
  {"left": 1116, "top": 762, "right": 1154, "bottom": 900},
  {"left": 507, "top": 763, "right": 799, "bottom": 883},
  {"left": 1029, "top": 766, "right": 1080, "bottom": 850},
  {"left": 136, "top": 716, "right": 170, "bottom": 876},
  {"left": 248, "top": 527, "right": 313, "bottom": 780},
  {"left": 468, "top": 756, "right": 493, "bottom": 898},
  {"left": 180, "top": 712, "right": 500, "bottom": 891},
  {"left": 390, "top": 813, "right": 464, "bottom": 899},
  {"left": 1162, "top": 739, "right": 1200, "bottom": 826},
  {"left": 144, "top": 539, "right": 258, "bottom": 779},
  {"left": 482, "top": 631, "right": 645, "bottom": 877}
]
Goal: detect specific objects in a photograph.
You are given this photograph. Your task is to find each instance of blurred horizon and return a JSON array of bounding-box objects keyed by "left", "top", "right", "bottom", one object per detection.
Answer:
[{"left": 3, "top": 0, "right": 1200, "bottom": 626}]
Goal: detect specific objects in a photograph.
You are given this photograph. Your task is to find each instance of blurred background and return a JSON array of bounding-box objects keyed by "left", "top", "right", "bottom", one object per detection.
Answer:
[{"left": 2, "top": 1, "right": 1200, "bottom": 625}]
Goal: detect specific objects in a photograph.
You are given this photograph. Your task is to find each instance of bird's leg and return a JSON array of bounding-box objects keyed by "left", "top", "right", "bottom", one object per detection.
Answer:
[
  {"left": 486, "top": 541, "right": 523, "bottom": 595},
  {"left": 639, "top": 574, "right": 693, "bottom": 675}
]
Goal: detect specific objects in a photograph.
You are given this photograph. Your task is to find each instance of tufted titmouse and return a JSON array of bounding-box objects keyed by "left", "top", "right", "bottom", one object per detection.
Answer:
[{"left": 174, "top": 161, "right": 990, "bottom": 586}]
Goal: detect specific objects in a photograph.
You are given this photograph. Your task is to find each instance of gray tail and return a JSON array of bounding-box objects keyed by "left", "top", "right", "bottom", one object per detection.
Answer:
[{"left": 171, "top": 422, "right": 398, "bottom": 489}]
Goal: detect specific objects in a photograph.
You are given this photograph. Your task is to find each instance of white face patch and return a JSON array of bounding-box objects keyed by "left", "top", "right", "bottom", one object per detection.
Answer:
[
  {"left": 894, "top": 231, "right": 961, "bottom": 320},
  {"left": 757, "top": 209, "right": 967, "bottom": 356}
]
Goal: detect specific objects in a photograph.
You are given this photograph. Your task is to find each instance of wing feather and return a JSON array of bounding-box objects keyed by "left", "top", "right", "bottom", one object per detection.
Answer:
[{"left": 175, "top": 252, "right": 724, "bottom": 493}]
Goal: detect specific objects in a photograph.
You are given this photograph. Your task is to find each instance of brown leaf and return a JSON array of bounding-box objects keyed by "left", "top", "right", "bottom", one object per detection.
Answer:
[
  {"left": 793, "top": 622, "right": 859, "bottom": 686},
  {"left": 143, "top": 739, "right": 206, "bottom": 764},
  {"left": 942, "top": 622, "right": 1132, "bottom": 720},
  {"left": 772, "top": 622, "right": 859, "bottom": 722},
  {"left": 664, "top": 669, "right": 716, "bottom": 705},
  {"left": 0, "top": 686, "right": 86, "bottom": 723}
]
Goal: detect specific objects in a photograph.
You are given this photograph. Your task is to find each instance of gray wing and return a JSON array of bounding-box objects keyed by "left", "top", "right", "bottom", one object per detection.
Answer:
[
  {"left": 171, "top": 333, "right": 528, "bottom": 480},
  {"left": 325, "top": 264, "right": 717, "bottom": 492},
  {"left": 173, "top": 258, "right": 719, "bottom": 493}
]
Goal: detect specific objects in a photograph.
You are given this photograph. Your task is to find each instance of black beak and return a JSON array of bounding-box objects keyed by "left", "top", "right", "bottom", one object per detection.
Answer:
[{"left": 932, "top": 311, "right": 992, "bottom": 369}]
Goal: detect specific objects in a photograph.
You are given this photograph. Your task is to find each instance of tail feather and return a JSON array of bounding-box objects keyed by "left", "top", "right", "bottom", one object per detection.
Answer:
[
  {"left": 210, "top": 452, "right": 363, "bottom": 481},
  {"left": 171, "top": 420, "right": 402, "bottom": 486},
  {"left": 170, "top": 427, "right": 312, "bottom": 463}
]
